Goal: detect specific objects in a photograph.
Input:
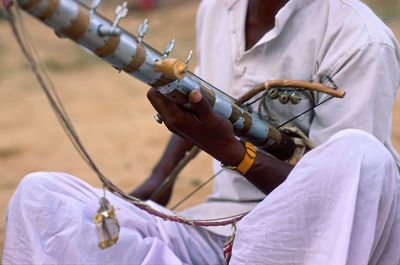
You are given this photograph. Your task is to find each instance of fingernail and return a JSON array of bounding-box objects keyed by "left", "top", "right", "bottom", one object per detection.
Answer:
[{"left": 189, "top": 90, "right": 202, "bottom": 103}]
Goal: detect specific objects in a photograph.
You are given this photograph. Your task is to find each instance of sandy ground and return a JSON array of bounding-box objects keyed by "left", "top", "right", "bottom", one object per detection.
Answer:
[{"left": 0, "top": 0, "right": 399, "bottom": 260}]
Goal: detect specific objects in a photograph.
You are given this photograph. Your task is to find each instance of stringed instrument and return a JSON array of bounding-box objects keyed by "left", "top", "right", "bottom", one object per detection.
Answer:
[
  {"left": 2, "top": 0, "right": 345, "bottom": 249},
  {"left": 12, "top": 0, "right": 345, "bottom": 161}
]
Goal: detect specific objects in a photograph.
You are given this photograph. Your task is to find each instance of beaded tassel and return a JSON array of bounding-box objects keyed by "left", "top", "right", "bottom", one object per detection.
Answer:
[{"left": 93, "top": 197, "right": 120, "bottom": 249}]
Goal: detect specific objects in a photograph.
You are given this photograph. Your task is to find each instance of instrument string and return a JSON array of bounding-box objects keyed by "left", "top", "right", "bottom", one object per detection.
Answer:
[{"left": 170, "top": 169, "right": 223, "bottom": 211}]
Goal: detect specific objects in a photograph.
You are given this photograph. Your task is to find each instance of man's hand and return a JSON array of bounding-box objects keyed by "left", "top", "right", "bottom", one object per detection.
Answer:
[
  {"left": 129, "top": 172, "right": 172, "bottom": 206},
  {"left": 147, "top": 88, "right": 293, "bottom": 196},
  {"left": 129, "top": 135, "right": 194, "bottom": 206},
  {"left": 147, "top": 88, "right": 245, "bottom": 166}
]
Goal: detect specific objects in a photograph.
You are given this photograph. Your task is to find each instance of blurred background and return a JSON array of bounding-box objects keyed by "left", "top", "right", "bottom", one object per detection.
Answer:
[{"left": 0, "top": 0, "right": 399, "bottom": 257}]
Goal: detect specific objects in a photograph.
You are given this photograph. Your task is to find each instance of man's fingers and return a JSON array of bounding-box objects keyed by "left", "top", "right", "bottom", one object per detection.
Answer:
[
  {"left": 148, "top": 88, "right": 217, "bottom": 132},
  {"left": 189, "top": 89, "right": 203, "bottom": 103},
  {"left": 188, "top": 90, "right": 213, "bottom": 119},
  {"left": 147, "top": 88, "right": 196, "bottom": 134},
  {"left": 147, "top": 87, "right": 178, "bottom": 118}
]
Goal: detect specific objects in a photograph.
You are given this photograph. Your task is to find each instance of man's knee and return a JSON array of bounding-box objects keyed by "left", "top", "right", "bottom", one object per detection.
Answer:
[
  {"left": 322, "top": 129, "right": 397, "bottom": 188},
  {"left": 299, "top": 129, "right": 396, "bottom": 187},
  {"left": 325, "top": 129, "right": 392, "bottom": 162},
  {"left": 17, "top": 172, "right": 57, "bottom": 193},
  {"left": 330, "top": 129, "right": 381, "bottom": 147},
  {"left": 11, "top": 172, "right": 78, "bottom": 206}
]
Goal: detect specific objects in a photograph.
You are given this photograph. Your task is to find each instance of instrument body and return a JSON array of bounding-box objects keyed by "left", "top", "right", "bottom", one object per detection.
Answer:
[{"left": 18, "top": 0, "right": 297, "bottom": 160}]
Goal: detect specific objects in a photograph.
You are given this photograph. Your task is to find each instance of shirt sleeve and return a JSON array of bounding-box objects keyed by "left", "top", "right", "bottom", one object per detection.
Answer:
[{"left": 309, "top": 42, "right": 400, "bottom": 146}]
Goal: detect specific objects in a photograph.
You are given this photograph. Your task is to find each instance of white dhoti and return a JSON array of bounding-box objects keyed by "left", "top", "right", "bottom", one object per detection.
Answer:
[
  {"left": 3, "top": 129, "right": 400, "bottom": 265},
  {"left": 2, "top": 172, "right": 227, "bottom": 264},
  {"left": 231, "top": 129, "right": 400, "bottom": 265}
]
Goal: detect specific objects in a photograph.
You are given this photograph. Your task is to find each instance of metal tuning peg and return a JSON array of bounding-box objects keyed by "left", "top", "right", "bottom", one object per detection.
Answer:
[
  {"left": 290, "top": 92, "right": 302, "bottom": 104},
  {"left": 113, "top": 1, "right": 128, "bottom": 28},
  {"left": 185, "top": 50, "right": 193, "bottom": 67},
  {"left": 267, "top": 88, "right": 279, "bottom": 99},
  {"left": 137, "top": 18, "right": 149, "bottom": 43},
  {"left": 279, "top": 91, "right": 290, "bottom": 104},
  {"left": 98, "top": 26, "right": 121, "bottom": 37},
  {"left": 97, "top": 1, "right": 128, "bottom": 37},
  {"left": 162, "top": 39, "right": 175, "bottom": 59},
  {"left": 90, "top": 0, "right": 102, "bottom": 15}
]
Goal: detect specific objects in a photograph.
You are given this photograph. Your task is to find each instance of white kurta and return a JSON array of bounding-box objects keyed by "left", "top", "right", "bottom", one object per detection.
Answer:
[
  {"left": 2, "top": 172, "right": 227, "bottom": 264},
  {"left": 3, "top": 131, "right": 400, "bottom": 264},
  {"left": 3, "top": 0, "right": 400, "bottom": 264},
  {"left": 230, "top": 129, "right": 400, "bottom": 265},
  {"left": 182, "top": 0, "right": 400, "bottom": 237}
]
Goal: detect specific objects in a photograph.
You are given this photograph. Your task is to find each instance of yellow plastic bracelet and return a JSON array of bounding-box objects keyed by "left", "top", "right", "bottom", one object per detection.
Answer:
[{"left": 221, "top": 141, "right": 256, "bottom": 175}]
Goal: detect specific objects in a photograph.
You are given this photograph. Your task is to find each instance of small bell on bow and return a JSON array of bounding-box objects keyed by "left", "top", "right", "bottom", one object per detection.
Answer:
[{"left": 93, "top": 197, "right": 120, "bottom": 249}]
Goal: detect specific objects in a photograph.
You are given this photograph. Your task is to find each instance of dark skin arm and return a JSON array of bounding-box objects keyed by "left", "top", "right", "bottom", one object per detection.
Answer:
[
  {"left": 132, "top": 0, "right": 291, "bottom": 201},
  {"left": 147, "top": 88, "right": 293, "bottom": 195},
  {"left": 129, "top": 134, "right": 193, "bottom": 205}
]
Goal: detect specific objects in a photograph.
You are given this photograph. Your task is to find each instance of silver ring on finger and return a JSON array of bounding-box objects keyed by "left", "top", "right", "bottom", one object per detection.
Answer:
[{"left": 154, "top": 113, "right": 163, "bottom": 124}]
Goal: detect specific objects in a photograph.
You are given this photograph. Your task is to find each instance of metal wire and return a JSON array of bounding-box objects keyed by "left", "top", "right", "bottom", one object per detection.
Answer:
[{"left": 170, "top": 169, "right": 223, "bottom": 211}]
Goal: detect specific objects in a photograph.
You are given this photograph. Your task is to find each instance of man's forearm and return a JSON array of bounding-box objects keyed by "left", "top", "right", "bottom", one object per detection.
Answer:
[
  {"left": 130, "top": 134, "right": 194, "bottom": 205},
  {"left": 152, "top": 134, "right": 195, "bottom": 177},
  {"left": 244, "top": 152, "right": 293, "bottom": 195}
]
